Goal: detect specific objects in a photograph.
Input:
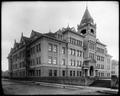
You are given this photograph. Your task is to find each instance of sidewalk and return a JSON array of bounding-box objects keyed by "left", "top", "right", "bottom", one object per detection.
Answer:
[{"left": 4, "top": 78, "right": 118, "bottom": 94}]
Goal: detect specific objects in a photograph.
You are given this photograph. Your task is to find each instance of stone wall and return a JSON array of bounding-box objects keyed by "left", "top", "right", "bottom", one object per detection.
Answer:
[{"left": 11, "top": 76, "right": 95, "bottom": 86}]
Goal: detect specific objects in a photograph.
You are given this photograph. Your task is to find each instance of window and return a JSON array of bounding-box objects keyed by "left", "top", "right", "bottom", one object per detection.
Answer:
[
  {"left": 89, "top": 41, "right": 95, "bottom": 50},
  {"left": 91, "top": 29, "right": 94, "bottom": 34},
  {"left": 77, "top": 71, "right": 79, "bottom": 76},
  {"left": 77, "top": 61, "right": 79, "bottom": 67},
  {"left": 36, "top": 70, "right": 38, "bottom": 76},
  {"left": 70, "top": 48, "right": 72, "bottom": 55},
  {"left": 74, "top": 60, "right": 76, "bottom": 66},
  {"left": 36, "top": 57, "right": 39, "bottom": 64},
  {"left": 97, "top": 47, "right": 104, "bottom": 53},
  {"left": 70, "top": 59, "right": 72, "bottom": 66},
  {"left": 38, "top": 70, "right": 41, "bottom": 76},
  {"left": 79, "top": 41, "right": 82, "bottom": 47},
  {"left": 62, "top": 59, "right": 65, "bottom": 65},
  {"left": 62, "top": 47, "right": 65, "bottom": 54},
  {"left": 39, "top": 57, "right": 41, "bottom": 64},
  {"left": 49, "top": 70, "right": 52, "bottom": 76},
  {"left": 36, "top": 44, "right": 41, "bottom": 52},
  {"left": 58, "top": 34, "right": 62, "bottom": 40},
  {"left": 33, "top": 59, "right": 35, "bottom": 65},
  {"left": 73, "top": 39, "right": 76, "bottom": 45},
  {"left": 107, "top": 73, "right": 110, "bottom": 77},
  {"left": 68, "top": 49, "right": 71, "bottom": 55},
  {"left": 81, "top": 29, "right": 86, "bottom": 35},
  {"left": 72, "top": 60, "right": 74, "bottom": 66},
  {"left": 71, "top": 38, "right": 74, "bottom": 44},
  {"left": 54, "top": 70, "right": 57, "bottom": 76},
  {"left": 19, "top": 63, "right": 21, "bottom": 68},
  {"left": 31, "top": 60, "right": 32, "bottom": 66},
  {"left": 30, "top": 60, "right": 31, "bottom": 66},
  {"left": 77, "top": 61, "right": 81, "bottom": 67},
  {"left": 38, "top": 70, "right": 40, "bottom": 76},
  {"left": 33, "top": 47, "right": 35, "bottom": 54},
  {"left": 89, "top": 53, "right": 94, "bottom": 59},
  {"left": 48, "top": 56, "right": 52, "bottom": 64},
  {"left": 70, "top": 37, "right": 72, "bottom": 43},
  {"left": 73, "top": 71, "right": 75, "bottom": 76},
  {"left": 77, "top": 50, "right": 82, "bottom": 57},
  {"left": 77, "top": 40, "right": 79, "bottom": 45},
  {"left": 101, "top": 73, "right": 104, "bottom": 77},
  {"left": 53, "top": 57, "right": 57, "bottom": 65},
  {"left": 71, "top": 49, "right": 74, "bottom": 55},
  {"left": 80, "top": 61, "right": 82, "bottom": 67},
  {"left": 48, "top": 43, "right": 52, "bottom": 51},
  {"left": 101, "top": 57, "right": 104, "bottom": 61},
  {"left": 80, "top": 71, "right": 82, "bottom": 76},
  {"left": 36, "top": 45, "right": 38, "bottom": 52},
  {"left": 73, "top": 49, "right": 76, "bottom": 56},
  {"left": 38, "top": 43, "right": 41, "bottom": 52},
  {"left": 53, "top": 45, "right": 57, "bottom": 52},
  {"left": 70, "top": 71, "right": 72, "bottom": 76},
  {"left": 80, "top": 51, "right": 82, "bottom": 57},
  {"left": 97, "top": 56, "right": 99, "bottom": 61},
  {"left": 101, "top": 65, "right": 104, "bottom": 69},
  {"left": 98, "top": 56, "right": 100, "bottom": 61},
  {"left": 98, "top": 64, "right": 100, "bottom": 69},
  {"left": 62, "top": 70, "right": 65, "bottom": 76},
  {"left": 21, "top": 62, "right": 23, "bottom": 68},
  {"left": 77, "top": 50, "right": 79, "bottom": 56}
]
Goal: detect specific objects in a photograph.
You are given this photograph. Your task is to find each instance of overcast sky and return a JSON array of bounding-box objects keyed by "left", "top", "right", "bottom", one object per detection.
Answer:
[{"left": 2, "top": 1, "right": 119, "bottom": 71}]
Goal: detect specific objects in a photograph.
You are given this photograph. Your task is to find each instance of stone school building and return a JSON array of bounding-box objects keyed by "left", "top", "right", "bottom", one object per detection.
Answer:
[{"left": 8, "top": 7, "right": 112, "bottom": 79}]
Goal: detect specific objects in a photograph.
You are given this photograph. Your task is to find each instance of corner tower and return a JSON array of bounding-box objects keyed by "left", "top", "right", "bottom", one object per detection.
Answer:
[{"left": 77, "top": 6, "right": 96, "bottom": 37}]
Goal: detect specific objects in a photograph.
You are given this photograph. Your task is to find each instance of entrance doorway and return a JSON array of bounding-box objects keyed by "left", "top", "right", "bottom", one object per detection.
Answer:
[{"left": 90, "top": 66, "right": 94, "bottom": 76}]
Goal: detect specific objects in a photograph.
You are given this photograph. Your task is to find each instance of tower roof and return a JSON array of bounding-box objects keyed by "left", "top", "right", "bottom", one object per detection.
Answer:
[
  {"left": 83, "top": 7, "right": 92, "bottom": 19},
  {"left": 80, "top": 7, "right": 94, "bottom": 25}
]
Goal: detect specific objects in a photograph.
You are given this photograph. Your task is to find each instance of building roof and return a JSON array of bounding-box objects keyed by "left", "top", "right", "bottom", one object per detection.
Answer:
[
  {"left": 44, "top": 32, "right": 56, "bottom": 38},
  {"left": 82, "top": 6, "right": 93, "bottom": 20},
  {"left": 96, "top": 39, "right": 106, "bottom": 46}
]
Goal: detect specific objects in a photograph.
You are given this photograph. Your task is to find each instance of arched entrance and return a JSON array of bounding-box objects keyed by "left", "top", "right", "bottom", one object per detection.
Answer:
[{"left": 90, "top": 66, "right": 94, "bottom": 76}]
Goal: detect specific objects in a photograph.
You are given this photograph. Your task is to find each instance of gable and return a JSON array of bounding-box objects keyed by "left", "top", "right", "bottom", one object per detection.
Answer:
[
  {"left": 30, "top": 30, "right": 41, "bottom": 39},
  {"left": 30, "top": 31, "right": 35, "bottom": 38}
]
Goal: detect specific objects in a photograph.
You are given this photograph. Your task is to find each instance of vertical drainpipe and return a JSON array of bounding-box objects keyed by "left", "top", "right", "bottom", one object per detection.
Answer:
[
  {"left": 66, "top": 42, "right": 68, "bottom": 77},
  {"left": 59, "top": 42, "right": 61, "bottom": 77}
]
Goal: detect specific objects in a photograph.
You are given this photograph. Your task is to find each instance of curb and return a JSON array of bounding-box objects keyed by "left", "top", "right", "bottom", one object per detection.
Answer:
[{"left": 97, "top": 90, "right": 118, "bottom": 95}]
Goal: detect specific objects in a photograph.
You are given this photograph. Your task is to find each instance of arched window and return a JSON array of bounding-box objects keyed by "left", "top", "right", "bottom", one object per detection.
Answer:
[
  {"left": 91, "top": 29, "right": 94, "bottom": 34},
  {"left": 81, "top": 29, "right": 86, "bottom": 35}
]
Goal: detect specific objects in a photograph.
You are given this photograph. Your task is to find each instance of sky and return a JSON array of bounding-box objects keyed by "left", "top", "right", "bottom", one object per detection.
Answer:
[{"left": 2, "top": 1, "right": 119, "bottom": 71}]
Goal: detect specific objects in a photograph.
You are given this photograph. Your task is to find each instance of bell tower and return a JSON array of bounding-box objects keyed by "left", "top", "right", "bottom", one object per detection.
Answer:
[
  {"left": 77, "top": 6, "right": 98, "bottom": 77},
  {"left": 77, "top": 6, "right": 96, "bottom": 37}
]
